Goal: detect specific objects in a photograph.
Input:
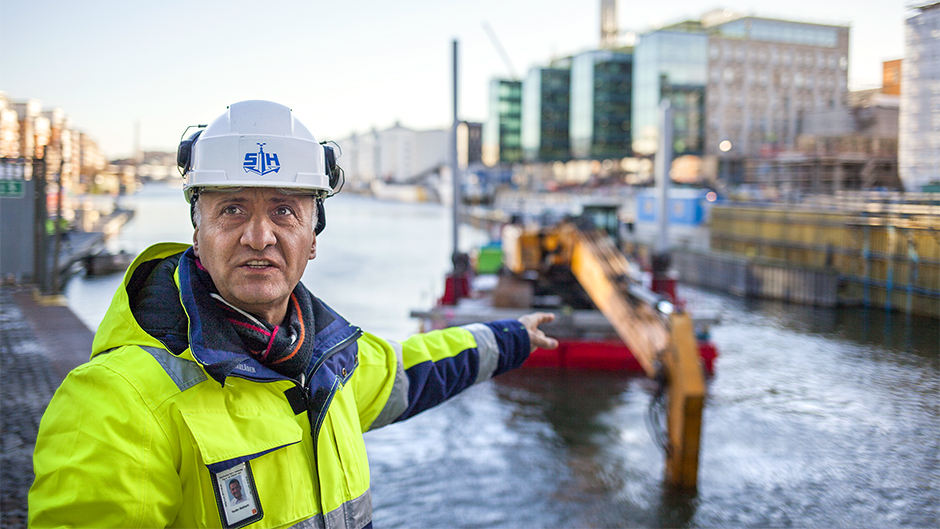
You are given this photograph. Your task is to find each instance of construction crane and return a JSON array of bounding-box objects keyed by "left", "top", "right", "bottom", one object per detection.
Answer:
[{"left": 482, "top": 21, "right": 519, "bottom": 81}]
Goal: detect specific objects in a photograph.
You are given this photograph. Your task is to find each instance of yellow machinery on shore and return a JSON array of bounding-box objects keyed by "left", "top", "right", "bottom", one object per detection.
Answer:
[{"left": 503, "top": 220, "right": 707, "bottom": 489}]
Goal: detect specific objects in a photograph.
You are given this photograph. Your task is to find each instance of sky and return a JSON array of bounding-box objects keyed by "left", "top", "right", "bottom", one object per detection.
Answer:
[{"left": 1, "top": 0, "right": 911, "bottom": 159}]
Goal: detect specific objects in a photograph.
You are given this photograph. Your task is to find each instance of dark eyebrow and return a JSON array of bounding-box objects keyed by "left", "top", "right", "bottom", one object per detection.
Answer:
[{"left": 213, "top": 195, "right": 249, "bottom": 206}]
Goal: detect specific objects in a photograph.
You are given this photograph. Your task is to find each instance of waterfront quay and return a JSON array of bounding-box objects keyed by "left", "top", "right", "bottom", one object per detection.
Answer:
[{"left": 0, "top": 287, "right": 92, "bottom": 528}]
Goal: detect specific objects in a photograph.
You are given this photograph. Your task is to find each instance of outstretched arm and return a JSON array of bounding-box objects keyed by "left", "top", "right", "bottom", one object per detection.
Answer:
[{"left": 360, "top": 314, "right": 559, "bottom": 431}]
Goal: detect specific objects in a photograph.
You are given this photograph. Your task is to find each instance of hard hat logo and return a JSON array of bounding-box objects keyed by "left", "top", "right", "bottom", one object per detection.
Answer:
[{"left": 243, "top": 143, "right": 281, "bottom": 176}]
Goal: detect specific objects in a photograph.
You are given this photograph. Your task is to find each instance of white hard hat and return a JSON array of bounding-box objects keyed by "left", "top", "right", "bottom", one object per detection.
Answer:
[{"left": 178, "top": 100, "right": 341, "bottom": 203}]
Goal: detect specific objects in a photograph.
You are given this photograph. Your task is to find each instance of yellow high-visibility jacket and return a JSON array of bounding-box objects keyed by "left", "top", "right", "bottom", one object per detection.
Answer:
[{"left": 29, "top": 243, "right": 531, "bottom": 528}]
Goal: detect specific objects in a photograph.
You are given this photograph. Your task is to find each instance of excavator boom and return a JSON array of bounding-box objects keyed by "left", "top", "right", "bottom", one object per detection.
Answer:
[{"left": 562, "top": 223, "right": 707, "bottom": 489}]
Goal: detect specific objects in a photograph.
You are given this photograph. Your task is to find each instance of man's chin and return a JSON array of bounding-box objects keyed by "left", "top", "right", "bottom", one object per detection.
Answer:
[{"left": 226, "top": 290, "right": 290, "bottom": 316}]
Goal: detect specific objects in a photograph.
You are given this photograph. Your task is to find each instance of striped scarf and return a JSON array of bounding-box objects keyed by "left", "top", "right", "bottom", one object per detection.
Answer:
[{"left": 195, "top": 260, "right": 315, "bottom": 380}]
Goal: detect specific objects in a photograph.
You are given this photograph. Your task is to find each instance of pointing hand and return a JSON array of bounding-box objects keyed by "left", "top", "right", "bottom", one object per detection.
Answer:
[{"left": 518, "top": 312, "right": 559, "bottom": 353}]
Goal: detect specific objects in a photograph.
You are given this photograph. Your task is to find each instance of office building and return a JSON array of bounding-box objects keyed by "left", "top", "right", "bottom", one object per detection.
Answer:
[
  {"left": 899, "top": 2, "right": 940, "bottom": 191},
  {"left": 482, "top": 79, "right": 523, "bottom": 166},
  {"left": 570, "top": 49, "right": 633, "bottom": 160},
  {"left": 521, "top": 63, "right": 571, "bottom": 162},
  {"left": 703, "top": 10, "right": 850, "bottom": 183}
]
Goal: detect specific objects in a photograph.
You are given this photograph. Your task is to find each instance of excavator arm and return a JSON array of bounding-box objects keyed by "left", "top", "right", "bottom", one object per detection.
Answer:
[{"left": 562, "top": 224, "right": 706, "bottom": 489}]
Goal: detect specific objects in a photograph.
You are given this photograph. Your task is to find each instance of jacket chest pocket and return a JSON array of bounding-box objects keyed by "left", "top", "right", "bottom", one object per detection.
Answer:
[{"left": 179, "top": 410, "right": 316, "bottom": 528}]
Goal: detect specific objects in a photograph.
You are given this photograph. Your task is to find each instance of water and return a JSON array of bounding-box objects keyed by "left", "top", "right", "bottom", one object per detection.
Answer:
[{"left": 65, "top": 182, "right": 939, "bottom": 528}]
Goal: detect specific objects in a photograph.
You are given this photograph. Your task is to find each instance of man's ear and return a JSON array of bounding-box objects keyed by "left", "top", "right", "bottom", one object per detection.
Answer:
[
  {"left": 309, "top": 235, "right": 317, "bottom": 261},
  {"left": 192, "top": 228, "right": 199, "bottom": 257}
]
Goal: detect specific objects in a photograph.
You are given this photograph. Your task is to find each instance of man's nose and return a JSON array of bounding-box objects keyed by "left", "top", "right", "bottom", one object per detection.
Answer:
[{"left": 240, "top": 214, "right": 277, "bottom": 250}]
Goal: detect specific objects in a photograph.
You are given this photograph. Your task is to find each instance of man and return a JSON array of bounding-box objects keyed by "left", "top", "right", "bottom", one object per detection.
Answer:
[{"left": 28, "top": 100, "right": 557, "bottom": 528}]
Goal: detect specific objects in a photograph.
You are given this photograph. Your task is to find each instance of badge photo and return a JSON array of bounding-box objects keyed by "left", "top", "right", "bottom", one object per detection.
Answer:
[{"left": 211, "top": 462, "right": 263, "bottom": 528}]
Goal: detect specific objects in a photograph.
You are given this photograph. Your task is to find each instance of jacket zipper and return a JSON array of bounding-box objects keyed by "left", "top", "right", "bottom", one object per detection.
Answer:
[
  {"left": 306, "top": 327, "right": 363, "bottom": 384},
  {"left": 307, "top": 327, "right": 361, "bottom": 523}
]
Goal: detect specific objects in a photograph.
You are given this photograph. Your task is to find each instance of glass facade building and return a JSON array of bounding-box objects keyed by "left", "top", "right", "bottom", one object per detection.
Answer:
[
  {"left": 482, "top": 79, "right": 523, "bottom": 166},
  {"left": 570, "top": 49, "right": 633, "bottom": 159},
  {"left": 521, "top": 65, "right": 571, "bottom": 162},
  {"left": 632, "top": 30, "right": 708, "bottom": 156}
]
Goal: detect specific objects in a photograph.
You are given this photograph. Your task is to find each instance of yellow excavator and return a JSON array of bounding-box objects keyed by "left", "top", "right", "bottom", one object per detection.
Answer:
[
  {"left": 418, "top": 202, "right": 711, "bottom": 489},
  {"left": 498, "top": 208, "right": 707, "bottom": 489}
]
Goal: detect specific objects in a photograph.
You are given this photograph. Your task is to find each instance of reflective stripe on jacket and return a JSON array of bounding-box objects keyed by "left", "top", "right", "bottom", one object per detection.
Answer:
[{"left": 29, "top": 242, "right": 530, "bottom": 528}]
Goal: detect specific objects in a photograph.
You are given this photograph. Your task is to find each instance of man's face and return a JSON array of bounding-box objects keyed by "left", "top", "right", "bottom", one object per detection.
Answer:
[
  {"left": 229, "top": 480, "right": 242, "bottom": 499},
  {"left": 193, "top": 188, "right": 317, "bottom": 324}
]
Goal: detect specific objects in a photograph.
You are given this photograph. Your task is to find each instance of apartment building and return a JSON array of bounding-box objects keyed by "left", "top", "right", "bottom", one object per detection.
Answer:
[{"left": 899, "top": 2, "right": 940, "bottom": 191}]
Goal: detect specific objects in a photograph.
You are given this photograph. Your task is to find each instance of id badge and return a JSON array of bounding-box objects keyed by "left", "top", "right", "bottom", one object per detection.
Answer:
[{"left": 211, "top": 461, "right": 264, "bottom": 528}]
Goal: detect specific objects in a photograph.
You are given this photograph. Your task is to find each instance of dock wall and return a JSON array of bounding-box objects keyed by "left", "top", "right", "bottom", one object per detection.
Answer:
[
  {"left": 672, "top": 250, "right": 840, "bottom": 307},
  {"left": 697, "top": 193, "right": 939, "bottom": 317}
]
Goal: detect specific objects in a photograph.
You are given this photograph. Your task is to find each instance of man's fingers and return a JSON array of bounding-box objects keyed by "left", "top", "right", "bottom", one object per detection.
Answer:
[
  {"left": 532, "top": 332, "right": 559, "bottom": 350},
  {"left": 518, "top": 312, "right": 559, "bottom": 351}
]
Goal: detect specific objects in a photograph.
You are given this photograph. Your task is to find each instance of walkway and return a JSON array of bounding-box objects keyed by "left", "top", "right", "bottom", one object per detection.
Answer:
[{"left": 0, "top": 286, "right": 93, "bottom": 528}]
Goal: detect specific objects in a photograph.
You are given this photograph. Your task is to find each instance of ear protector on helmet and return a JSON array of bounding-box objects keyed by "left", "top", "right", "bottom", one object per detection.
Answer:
[
  {"left": 321, "top": 141, "right": 345, "bottom": 195},
  {"left": 316, "top": 142, "right": 344, "bottom": 235},
  {"left": 177, "top": 126, "right": 206, "bottom": 177}
]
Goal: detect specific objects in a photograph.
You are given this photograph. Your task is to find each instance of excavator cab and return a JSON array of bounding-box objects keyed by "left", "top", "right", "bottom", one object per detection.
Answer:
[{"left": 579, "top": 204, "right": 621, "bottom": 247}]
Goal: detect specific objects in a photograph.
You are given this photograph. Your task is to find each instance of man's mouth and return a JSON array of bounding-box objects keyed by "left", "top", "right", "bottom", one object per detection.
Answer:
[{"left": 243, "top": 260, "right": 275, "bottom": 269}]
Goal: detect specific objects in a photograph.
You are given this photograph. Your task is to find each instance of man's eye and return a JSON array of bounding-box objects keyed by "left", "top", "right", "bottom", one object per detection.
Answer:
[
  {"left": 222, "top": 205, "right": 241, "bottom": 215},
  {"left": 274, "top": 206, "right": 294, "bottom": 216}
]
